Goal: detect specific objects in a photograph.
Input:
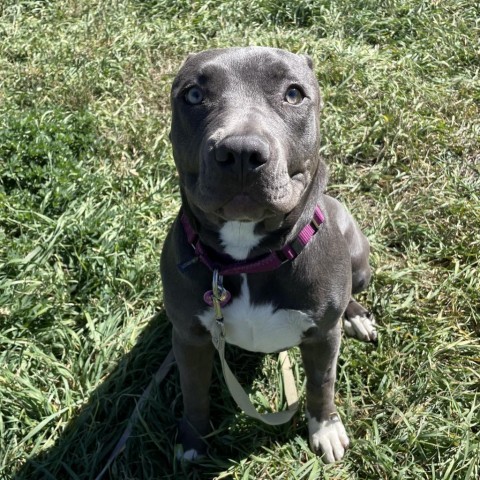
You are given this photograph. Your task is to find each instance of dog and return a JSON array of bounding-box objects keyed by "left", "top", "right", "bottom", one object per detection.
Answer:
[{"left": 160, "top": 46, "right": 376, "bottom": 464}]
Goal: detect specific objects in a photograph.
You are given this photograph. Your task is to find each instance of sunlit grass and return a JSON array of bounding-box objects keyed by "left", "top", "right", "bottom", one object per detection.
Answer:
[{"left": 1, "top": 0, "right": 479, "bottom": 478}]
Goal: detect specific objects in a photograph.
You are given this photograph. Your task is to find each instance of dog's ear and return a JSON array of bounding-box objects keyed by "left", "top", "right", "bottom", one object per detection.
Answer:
[
  {"left": 179, "top": 52, "right": 198, "bottom": 69},
  {"left": 299, "top": 54, "right": 322, "bottom": 112},
  {"left": 299, "top": 54, "right": 314, "bottom": 70}
]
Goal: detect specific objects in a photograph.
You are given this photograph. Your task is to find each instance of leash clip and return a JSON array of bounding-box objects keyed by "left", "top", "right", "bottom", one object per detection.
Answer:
[
  {"left": 209, "top": 269, "right": 228, "bottom": 347},
  {"left": 211, "top": 269, "right": 228, "bottom": 322},
  {"left": 204, "top": 269, "right": 231, "bottom": 312},
  {"left": 204, "top": 269, "right": 231, "bottom": 343}
]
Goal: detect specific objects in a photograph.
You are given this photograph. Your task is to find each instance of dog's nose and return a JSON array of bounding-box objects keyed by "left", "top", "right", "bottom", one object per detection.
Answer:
[{"left": 214, "top": 135, "right": 270, "bottom": 175}]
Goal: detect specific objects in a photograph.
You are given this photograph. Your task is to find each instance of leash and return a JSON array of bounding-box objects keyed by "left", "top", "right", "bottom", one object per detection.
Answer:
[
  {"left": 94, "top": 332, "right": 298, "bottom": 478},
  {"left": 174, "top": 206, "right": 325, "bottom": 425},
  {"left": 209, "top": 270, "right": 299, "bottom": 425},
  {"left": 95, "top": 207, "right": 324, "bottom": 475}
]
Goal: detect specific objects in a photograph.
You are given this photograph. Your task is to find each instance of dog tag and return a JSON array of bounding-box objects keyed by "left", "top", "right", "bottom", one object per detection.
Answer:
[{"left": 203, "top": 288, "right": 231, "bottom": 307}]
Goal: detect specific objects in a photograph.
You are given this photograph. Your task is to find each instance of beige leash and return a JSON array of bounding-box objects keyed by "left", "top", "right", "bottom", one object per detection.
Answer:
[
  {"left": 210, "top": 269, "right": 299, "bottom": 425},
  {"left": 95, "top": 344, "right": 298, "bottom": 478},
  {"left": 278, "top": 350, "right": 299, "bottom": 410},
  {"left": 95, "top": 270, "right": 299, "bottom": 477},
  {"left": 212, "top": 322, "right": 299, "bottom": 425}
]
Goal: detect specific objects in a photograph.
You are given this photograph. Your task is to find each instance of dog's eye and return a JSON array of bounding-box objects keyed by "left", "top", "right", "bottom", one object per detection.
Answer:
[
  {"left": 184, "top": 86, "right": 204, "bottom": 105},
  {"left": 285, "top": 87, "right": 304, "bottom": 105}
]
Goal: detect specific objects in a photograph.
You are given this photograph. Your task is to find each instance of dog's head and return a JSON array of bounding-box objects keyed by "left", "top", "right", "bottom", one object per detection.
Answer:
[{"left": 170, "top": 47, "right": 324, "bottom": 224}]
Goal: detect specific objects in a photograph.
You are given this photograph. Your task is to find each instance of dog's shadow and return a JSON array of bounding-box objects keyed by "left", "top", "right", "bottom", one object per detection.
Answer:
[{"left": 14, "top": 311, "right": 297, "bottom": 480}]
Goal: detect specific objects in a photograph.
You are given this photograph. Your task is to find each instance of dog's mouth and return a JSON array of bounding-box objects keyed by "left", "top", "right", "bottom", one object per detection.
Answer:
[
  {"left": 214, "top": 172, "right": 305, "bottom": 221},
  {"left": 183, "top": 164, "right": 308, "bottom": 223},
  {"left": 217, "top": 193, "right": 270, "bottom": 222}
]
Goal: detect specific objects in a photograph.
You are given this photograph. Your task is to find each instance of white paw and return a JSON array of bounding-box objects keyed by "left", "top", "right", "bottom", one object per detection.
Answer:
[
  {"left": 176, "top": 447, "right": 201, "bottom": 462},
  {"left": 343, "top": 314, "right": 377, "bottom": 342},
  {"left": 307, "top": 412, "right": 350, "bottom": 463}
]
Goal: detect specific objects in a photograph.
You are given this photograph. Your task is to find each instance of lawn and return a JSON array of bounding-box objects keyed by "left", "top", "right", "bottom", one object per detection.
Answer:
[{"left": 0, "top": 0, "right": 479, "bottom": 478}]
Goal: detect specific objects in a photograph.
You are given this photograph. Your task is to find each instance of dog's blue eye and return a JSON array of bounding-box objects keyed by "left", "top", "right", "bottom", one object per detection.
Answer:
[
  {"left": 285, "top": 87, "right": 304, "bottom": 105},
  {"left": 185, "top": 86, "right": 204, "bottom": 105}
]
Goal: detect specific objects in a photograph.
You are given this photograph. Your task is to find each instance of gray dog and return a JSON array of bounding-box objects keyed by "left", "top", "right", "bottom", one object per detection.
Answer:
[{"left": 160, "top": 46, "right": 376, "bottom": 463}]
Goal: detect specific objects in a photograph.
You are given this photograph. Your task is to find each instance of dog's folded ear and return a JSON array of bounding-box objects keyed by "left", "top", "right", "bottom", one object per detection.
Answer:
[
  {"left": 299, "top": 54, "right": 314, "bottom": 70},
  {"left": 298, "top": 54, "right": 322, "bottom": 112},
  {"left": 181, "top": 52, "right": 198, "bottom": 67}
]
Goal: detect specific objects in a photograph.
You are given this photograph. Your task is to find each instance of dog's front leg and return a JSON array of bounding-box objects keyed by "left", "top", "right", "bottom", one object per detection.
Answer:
[
  {"left": 173, "top": 328, "right": 215, "bottom": 460},
  {"left": 300, "top": 323, "right": 349, "bottom": 463}
]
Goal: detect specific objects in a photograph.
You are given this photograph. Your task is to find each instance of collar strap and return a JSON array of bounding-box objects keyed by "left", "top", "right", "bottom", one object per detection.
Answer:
[{"left": 179, "top": 206, "right": 325, "bottom": 276}]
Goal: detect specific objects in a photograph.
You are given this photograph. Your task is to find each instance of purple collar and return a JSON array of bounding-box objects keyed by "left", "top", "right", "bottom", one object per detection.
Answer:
[{"left": 178, "top": 206, "right": 325, "bottom": 276}]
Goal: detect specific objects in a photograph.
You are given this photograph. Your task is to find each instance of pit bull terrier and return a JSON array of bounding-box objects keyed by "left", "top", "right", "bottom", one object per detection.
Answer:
[{"left": 160, "top": 46, "right": 377, "bottom": 464}]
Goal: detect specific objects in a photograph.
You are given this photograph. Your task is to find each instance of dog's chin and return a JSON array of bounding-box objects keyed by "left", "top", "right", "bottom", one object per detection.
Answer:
[
  {"left": 218, "top": 194, "right": 268, "bottom": 222},
  {"left": 187, "top": 178, "right": 304, "bottom": 223}
]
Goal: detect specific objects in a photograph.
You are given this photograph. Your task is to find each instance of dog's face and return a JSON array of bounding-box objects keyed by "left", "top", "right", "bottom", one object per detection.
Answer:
[{"left": 170, "top": 47, "right": 322, "bottom": 223}]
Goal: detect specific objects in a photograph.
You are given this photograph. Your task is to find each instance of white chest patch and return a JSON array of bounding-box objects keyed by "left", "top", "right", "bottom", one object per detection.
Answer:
[
  {"left": 219, "top": 221, "right": 264, "bottom": 260},
  {"left": 198, "top": 275, "right": 315, "bottom": 353}
]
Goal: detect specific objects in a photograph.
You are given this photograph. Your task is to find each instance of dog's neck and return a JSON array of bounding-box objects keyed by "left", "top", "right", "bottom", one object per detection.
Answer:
[
  {"left": 179, "top": 203, "right": 325, "bottom": 277},
  {"left": 218, "top": 221, "right": 264, "bottom": 260}
]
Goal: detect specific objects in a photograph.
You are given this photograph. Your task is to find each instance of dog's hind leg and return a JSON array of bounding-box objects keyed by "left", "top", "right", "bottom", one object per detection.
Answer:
[
  {"left": 324, "top": 196, "right": 377, "bottom": 343},
  {"left": 343, "top": 230, "right": 377, "bottom": 343}
]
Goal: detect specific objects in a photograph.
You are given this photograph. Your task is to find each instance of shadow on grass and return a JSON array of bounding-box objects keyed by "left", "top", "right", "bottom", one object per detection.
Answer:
[{"left": 14, "top": 311, "right": 293, "bottom": 479}]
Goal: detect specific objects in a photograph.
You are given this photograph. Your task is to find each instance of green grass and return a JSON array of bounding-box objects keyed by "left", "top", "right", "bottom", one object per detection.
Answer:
[{"left": 1, "top": 0, "right": 479, "bottom": 478}]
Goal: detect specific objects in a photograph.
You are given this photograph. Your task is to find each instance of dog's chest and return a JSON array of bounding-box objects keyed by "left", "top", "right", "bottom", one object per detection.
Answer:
[
  {"left": 197, "top": 222, "right": 315, "bottom": 353},
  {"left": 197, "top": 274, "right": 314, "bottom": 353}
]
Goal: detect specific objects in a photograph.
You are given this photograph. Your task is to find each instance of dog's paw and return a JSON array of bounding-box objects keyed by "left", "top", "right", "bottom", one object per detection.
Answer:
[
  {"left": 343, "top": 299, "right": 377, "bottom": 343},
  {"left": 307, "top": 412, "right": 350, "bottom": 463},
  {"left": 343, "top": 313, "right": 377, "bottom": 343},
  {"left": 176, "top": 417, "right": 209, "bottom": 462},
  {"left": 175, "top": 446, "right": 204, "bottom": 462}
]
